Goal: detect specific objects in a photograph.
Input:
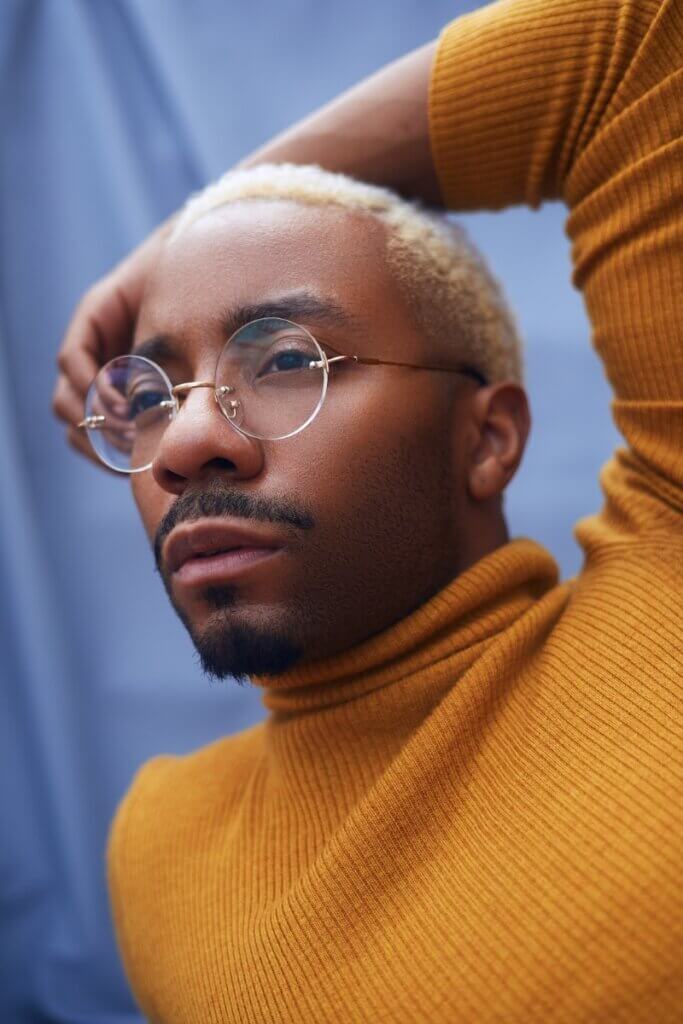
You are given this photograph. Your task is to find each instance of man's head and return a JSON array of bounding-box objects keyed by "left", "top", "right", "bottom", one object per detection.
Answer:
[{"left": 131, "top": 164, "right": 530, "bottom": 682}]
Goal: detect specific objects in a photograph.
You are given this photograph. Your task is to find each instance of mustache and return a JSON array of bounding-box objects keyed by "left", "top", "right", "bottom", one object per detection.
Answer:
[{"left": 153, "top": 480, "right": 315, "bottom": 573}]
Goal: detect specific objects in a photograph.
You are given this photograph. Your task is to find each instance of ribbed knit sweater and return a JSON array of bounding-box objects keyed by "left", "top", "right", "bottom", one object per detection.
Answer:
[{"left": 107, "top": 1, "right": 683, "bottom": 1021}]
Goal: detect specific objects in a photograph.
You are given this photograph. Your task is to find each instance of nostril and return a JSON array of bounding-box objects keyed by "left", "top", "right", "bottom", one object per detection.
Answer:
[
  {"left": 205, "top": 457, "right": 238, "bottom": 472},
  {"left": 159, "top": 467, "right": 187, "bottom": 491}
]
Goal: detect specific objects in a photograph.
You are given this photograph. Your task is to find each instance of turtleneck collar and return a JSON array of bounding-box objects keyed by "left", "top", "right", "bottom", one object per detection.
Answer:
[{"left": 253, "top": 538, "right": 559, "bottom": 716}]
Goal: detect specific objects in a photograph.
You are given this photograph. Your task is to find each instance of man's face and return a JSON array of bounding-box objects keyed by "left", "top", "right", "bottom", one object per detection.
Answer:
[{"left": 132, "top": 199, "right": 482, "bottom": 681}]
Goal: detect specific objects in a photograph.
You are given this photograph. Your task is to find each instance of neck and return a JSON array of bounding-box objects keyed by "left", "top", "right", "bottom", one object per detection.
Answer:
[
  {"left": 252, "top": 535, "right": 554, "bottom": 711},
  {"left": 457, "top": 504, "right": 510, "bottom": 576},
  {"left": 248, "top": 537, "right": 558, "bottom": 835}
]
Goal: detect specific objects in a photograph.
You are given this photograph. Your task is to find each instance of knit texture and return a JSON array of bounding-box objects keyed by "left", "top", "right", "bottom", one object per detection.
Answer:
[{"left": 108, "top": 1, "right": 683, "bottom": 1020}]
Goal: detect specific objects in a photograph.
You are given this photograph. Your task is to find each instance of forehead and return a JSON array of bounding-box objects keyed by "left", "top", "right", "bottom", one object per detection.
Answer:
[{"left": 136, "top": 199, "right": 416, "bottom": 357}]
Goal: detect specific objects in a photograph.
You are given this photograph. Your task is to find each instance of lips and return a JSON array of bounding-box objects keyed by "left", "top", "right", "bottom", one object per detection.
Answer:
[{"left": 164, "top": 518, "right": 285, "bottom": 579}]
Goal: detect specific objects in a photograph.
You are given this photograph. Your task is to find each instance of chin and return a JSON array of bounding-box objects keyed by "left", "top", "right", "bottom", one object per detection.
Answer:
[{"left": 180, "top": 598, "right": 305, "bottom": 683}]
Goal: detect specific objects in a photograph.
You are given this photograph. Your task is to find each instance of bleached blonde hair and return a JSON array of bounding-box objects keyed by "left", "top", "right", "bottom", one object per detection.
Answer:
[{"left": 171, "top": 163, "right": 523, "bottom": 384}]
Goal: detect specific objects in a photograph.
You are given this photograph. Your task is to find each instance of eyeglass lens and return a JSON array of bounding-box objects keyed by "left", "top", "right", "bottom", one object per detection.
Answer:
[{"left": 83, "top": 318, "right": 328, "bottom": 472}]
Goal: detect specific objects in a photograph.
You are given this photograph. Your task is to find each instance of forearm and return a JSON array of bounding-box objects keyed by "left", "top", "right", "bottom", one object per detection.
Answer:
[
  {"left": 52, "top": 31, "right": 439, "bottom": 449},
  {"left": 238, "top": 41, "right": 442, "bottom": 205}
]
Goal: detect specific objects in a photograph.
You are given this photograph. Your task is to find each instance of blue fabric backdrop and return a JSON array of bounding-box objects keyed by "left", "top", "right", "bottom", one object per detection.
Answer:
[{"left": 0, "top": 1, "right": 620, "bottom": 1019}]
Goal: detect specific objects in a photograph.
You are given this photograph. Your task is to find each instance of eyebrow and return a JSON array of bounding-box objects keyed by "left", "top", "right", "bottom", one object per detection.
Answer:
[{"left": 131, "top": 291, "right": 359, "bottom": 364}]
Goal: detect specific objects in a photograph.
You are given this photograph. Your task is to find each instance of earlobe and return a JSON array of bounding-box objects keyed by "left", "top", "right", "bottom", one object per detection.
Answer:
[{"left": 468, "top": 453, "right": 505, "bottom": 502}]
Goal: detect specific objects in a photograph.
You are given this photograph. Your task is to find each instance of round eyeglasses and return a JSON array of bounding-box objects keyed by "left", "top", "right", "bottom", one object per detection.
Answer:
[{"left": 77, "top": 316, "right": 487, "bottom": 474}]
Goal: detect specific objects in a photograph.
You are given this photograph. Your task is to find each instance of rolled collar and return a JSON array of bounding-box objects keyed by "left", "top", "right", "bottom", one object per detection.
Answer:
[{"left": 254, "top": 537, "right": 559, "bottom": 716}]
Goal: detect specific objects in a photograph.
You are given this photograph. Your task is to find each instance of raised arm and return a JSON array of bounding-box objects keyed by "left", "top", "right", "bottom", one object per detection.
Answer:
[
  {"left": 55, "top": 0, "right": 682, "bottom": 530},
  {"left": 52, "top": 41, "right": 441, "bottom": 464},
  {"left": 428, "top": 0, "right": 683, "bottom": 540}
]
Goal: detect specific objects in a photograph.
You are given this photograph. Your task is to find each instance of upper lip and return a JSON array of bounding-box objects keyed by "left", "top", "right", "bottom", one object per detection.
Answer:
[{"left": 164, "top": 518, "right": 285, "bottom": 574}]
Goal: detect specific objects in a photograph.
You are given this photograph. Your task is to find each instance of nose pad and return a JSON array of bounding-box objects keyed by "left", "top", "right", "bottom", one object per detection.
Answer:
[{"left": 215, "top": 386, "right": 244, "bottom": 429}]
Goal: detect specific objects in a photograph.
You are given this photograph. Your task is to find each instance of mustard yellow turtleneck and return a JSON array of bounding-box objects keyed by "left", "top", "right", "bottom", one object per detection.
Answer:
[{"left": 107, "top": 1, "right": 683, "bottom": 1021}]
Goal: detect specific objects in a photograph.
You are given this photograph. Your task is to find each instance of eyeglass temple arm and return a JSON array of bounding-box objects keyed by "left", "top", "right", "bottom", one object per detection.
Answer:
[{"left": 324, "top": 347, "right": 487, "bottom": 386}]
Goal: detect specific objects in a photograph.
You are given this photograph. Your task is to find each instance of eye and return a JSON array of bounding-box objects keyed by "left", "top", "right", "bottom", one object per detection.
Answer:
[
  {"left": 128, "top": 389, "right": 169, "bottom": 420},
  {"left": 256, "top": 346, "right": 314, "bottom": 378},
  {"left": 267, "top": 350, "right": 309, "bottom": 372}
]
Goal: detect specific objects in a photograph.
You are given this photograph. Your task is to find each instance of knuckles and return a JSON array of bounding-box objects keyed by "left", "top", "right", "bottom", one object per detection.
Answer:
[
  {"left": 51, "top": 376, "right": 83, "bottom": 424},
  {"left": 51, "top": 382, "right": 70, "bottom": 422},
  {"left": 56, "top": 349, "right": 71, "bottom": 373}
]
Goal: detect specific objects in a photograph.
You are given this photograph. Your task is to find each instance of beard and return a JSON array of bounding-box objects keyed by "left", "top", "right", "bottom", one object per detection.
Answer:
[
  {"left": 170, "top": 583, "right": 304, "bottom": 684},
  {"left": 153, "top": 482, "right": 313, "bottom": 683}
]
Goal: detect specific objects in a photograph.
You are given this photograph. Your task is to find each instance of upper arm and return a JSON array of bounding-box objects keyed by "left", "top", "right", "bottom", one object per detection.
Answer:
[{"left": 429, "top": 0, "right": 682, "bottom": 539}]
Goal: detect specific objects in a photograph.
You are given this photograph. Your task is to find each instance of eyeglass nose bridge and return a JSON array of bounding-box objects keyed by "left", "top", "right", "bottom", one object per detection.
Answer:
[{"left": 170, "top": 380, "right": 241, "bottom": 421}]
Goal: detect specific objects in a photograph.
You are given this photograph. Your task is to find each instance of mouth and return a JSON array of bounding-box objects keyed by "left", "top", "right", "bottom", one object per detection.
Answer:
[{"left": 164, "top": 518, "right": 285, "bottom": 587}]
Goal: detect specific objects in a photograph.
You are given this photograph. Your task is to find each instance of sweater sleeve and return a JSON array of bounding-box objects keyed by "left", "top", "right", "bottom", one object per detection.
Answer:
[{"left": 429, "top": 0, "right": 683, "bottom": 547}]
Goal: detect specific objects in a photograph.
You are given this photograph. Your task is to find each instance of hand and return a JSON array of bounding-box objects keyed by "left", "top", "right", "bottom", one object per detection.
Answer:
[
  {"left": 53, "top": 38, "right": 439, "bottom": 469},
  {"left": 52, "top": 215, "right": 175, "bottom": 469}
]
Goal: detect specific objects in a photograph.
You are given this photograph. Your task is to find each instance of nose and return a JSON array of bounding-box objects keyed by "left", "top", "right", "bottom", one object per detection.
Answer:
[{"left": 151, "top": 384, "right": 264, "bottom": 495}]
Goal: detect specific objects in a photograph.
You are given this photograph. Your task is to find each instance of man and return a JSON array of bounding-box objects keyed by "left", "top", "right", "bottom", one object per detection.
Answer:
[
  {"left": 55, "top": 0, "right": 682, "bottom": 1021},
  {"left": 93, "top": 166, "right": 526, "bottom": 682}
]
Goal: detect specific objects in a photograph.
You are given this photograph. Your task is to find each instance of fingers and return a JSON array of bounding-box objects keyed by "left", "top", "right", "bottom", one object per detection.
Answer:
[
  {"left": 65, "top": 421, "right": 97, "bottom": 462},
  {"left": 53, "top": 213, "right": 177, "bottom": 471},
  {"left": 52, "top": 372, "right": 85, "bottom": 426},
  {"left": 58, "top": 276, "right": 135, "bottom": 398},
  {"left": 53, "top": 269, "right": 137, "bottom": 475},
  {"left": 65, "top": 424, "right": 121, "bottom": 477},
  {"left": 52, "top": 374, "right": 110, "bottom": 472},
  {"left": 62, "top": 416, "right": 122, "bottom": 477}
]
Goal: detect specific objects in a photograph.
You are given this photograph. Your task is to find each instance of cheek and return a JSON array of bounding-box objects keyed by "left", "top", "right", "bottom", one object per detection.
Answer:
[
  {"left": 131, "top": 475, "right": 171, "bottom": 542},
  {"left": 273, "top": 376, "right": 458, "bottom": 526},
  {"left": 324, "top": 374, "right": 454, "bottom": 465}
]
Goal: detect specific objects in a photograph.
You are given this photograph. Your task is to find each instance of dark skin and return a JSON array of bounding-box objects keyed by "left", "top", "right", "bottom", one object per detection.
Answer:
[
  {"left": 52, "top": 41, "right": 440, "bottom": 462},
  {"left": 132, "top": 198, "right": 530, "bottom": 680}
]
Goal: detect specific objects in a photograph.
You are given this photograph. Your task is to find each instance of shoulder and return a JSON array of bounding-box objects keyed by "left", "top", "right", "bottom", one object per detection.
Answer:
[
  {"left": 107, "top": 721, "right": 265, "bottom": 901},
  {"left": 125, "top": 720, "right": 264, "bottom": 801},
  {"left": 105, "top": 723, "right": 266, "bottom": 1009}
]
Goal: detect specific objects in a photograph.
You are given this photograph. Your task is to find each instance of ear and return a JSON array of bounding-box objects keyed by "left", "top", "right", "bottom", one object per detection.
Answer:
[{"left": 466, "top": 383, "right": 531, "bottom": 502}]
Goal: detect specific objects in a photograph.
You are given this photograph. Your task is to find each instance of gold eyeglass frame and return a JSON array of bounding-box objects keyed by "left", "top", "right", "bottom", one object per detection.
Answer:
[{"left": 77, "top": 316, "right": 488, "bottom": 473}]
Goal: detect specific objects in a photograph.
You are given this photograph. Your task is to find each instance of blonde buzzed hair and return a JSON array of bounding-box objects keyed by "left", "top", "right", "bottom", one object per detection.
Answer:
[{"left": 171, "top": 163, "right": 523, "bottom": 384}]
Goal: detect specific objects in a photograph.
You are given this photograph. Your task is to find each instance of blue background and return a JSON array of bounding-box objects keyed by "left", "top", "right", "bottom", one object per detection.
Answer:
[{"left": 0, "top": 1, "right": 619, "bottom": 1019}]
